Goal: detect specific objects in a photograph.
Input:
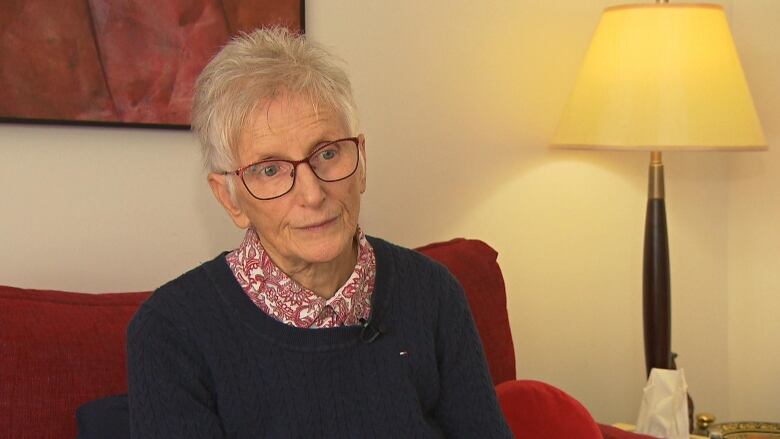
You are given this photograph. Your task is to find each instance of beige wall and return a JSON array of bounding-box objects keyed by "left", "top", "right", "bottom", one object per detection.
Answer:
[
  {"left": 727, "top": 0, "right": 780, "bottom": 421},
  {"left": 1, "top": 0, "right": 777, "bottom": 424}
]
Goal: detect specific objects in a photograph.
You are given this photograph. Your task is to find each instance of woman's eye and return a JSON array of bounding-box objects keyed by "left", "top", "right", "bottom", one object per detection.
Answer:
[
  {"left": 262, "top": 165, "right": 279, "bottom": 177},
  {"left": 320, "top": 149, "right": 337, "bottom": 160},
  {"left": 247, "top": 163, "right": 279, "bottom": 177}
]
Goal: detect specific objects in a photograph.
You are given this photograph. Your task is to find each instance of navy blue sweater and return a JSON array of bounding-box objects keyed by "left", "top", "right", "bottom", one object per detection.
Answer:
[{"left": 127, "top": 237, "right": 512, "bottom": 438}]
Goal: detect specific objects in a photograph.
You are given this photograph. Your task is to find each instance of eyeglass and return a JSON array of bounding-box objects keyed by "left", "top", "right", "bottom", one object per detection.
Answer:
[{"left": 222, "top": 137, "right": 361, "bottom": 200}]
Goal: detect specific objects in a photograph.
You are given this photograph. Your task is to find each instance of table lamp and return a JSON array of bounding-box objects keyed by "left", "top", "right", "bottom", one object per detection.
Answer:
[{"left": 551, "top": 1, "right": 767, "bottom": 378}]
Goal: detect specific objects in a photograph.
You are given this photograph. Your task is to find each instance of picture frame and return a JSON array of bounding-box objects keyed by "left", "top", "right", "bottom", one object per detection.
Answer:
[{"left": 0, "top": 0, "right": 305, "bottom": 129}]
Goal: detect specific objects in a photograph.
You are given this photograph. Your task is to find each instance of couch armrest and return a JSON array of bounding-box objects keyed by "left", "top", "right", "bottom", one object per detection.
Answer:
[
  {"left": 599, "top": 424, "right": 657, "bottom": 439},
  {"left": 495, "top": 380, "right": 654, "bottom": 439},
  {"left": 496, "top": 380, "right": 603, "bottom": 439}
]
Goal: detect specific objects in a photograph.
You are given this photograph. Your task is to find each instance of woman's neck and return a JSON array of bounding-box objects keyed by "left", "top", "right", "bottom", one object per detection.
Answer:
[{"left": 280, "top": 238, "right": 358, "bottom": 299}]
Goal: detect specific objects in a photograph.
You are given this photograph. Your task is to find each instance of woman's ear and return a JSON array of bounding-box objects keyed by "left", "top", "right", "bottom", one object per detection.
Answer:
[
  {"left": 207, "top": 173, "right": 251, "bottom": 229},
  {"left": 357, "top": 134, "right": 367, "bottom": 194}
]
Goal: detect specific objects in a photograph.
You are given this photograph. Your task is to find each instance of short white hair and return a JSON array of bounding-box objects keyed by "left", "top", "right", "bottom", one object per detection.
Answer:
[{"left": 191, "top": 27, "right": 359, "bottom": 174}]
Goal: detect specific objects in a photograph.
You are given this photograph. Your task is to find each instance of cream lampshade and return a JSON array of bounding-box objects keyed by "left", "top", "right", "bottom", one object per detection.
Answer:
[
  {"left": 552, "top": 3, "right": 766, "bottom": 150},
  {"left": 550, "top": 1, "right": 767, "bottom": 415}
]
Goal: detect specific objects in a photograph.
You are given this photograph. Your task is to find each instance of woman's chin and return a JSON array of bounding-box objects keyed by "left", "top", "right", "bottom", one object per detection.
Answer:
[
  {"left": 288, "top": 229, "right": 350, "bottom": 263},
  {"left": 301, "top": 240, "right": 352, "bottom": 265}
]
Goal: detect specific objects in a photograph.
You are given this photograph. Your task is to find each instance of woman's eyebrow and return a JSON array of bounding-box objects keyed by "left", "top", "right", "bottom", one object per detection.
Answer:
[
  {"left": 247, "top": 149, "right": 283, "bottom": 163},
  {"left": 306, "top": 137, "right": 341, "bottom": 154},
  {"left": 247, "top": 137, "right": 339, "bottom": 163}
]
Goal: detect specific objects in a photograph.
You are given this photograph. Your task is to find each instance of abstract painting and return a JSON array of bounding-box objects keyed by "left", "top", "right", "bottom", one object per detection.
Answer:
[{"left": 0, "top": 0, "right": 304, "bottom": 127}]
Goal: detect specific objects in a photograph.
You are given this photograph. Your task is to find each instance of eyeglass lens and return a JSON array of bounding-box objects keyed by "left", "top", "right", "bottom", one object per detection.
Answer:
[{"left": 241, "top": 139, "right": 359, "bottom": 200}]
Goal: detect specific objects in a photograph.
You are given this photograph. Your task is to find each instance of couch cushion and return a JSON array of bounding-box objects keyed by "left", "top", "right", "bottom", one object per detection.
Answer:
[
  {"left": 0, "top": 285, "right": 150, "bottom": 439},
  {"left": 416, "top": 238, "right": 516, "bottom": 385},
  {"left": 76, "top": 394, "right": 130, "bottom": 439}
]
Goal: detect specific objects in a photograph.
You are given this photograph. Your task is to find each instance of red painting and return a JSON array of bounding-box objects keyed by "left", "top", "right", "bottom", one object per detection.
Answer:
[{"left": 0, "top": 0, "right": 304, "bottom": 127}]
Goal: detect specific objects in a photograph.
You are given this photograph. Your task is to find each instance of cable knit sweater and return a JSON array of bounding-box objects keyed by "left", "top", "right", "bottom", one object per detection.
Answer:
[{"left": 127, "top": 236, "right": 512, "bottom": 438}]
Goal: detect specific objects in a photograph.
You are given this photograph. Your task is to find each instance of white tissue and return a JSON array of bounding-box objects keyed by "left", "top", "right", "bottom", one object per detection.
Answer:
[{"left": 635, "top": 368, "right": 690, "bottom": 439}]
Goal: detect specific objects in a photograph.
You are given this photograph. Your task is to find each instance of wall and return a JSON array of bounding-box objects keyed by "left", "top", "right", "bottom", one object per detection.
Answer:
[
  {"left": 1, "top": 0, "right": 777, "bottom": 424},
  {"left": 0, "top": 126, "right": 240, "bottom": 292},
  {"left": 727, "top": 0, "right": 780, "bottom": 421}
]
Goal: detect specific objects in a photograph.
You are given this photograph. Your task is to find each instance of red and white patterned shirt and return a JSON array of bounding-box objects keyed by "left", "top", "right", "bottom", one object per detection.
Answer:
[{"left": 226, "top": 228, "right": 376, "bottom": 329}]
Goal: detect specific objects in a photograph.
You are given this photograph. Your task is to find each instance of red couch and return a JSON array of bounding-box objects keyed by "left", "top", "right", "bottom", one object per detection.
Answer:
[{"left": 1, "top": 238, "right": 649, "bottom": 438}]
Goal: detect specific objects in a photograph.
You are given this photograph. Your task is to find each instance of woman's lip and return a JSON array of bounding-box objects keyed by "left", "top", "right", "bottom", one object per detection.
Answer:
[{"left": 298, "top": 216, "right": 338, "bottom": 230}]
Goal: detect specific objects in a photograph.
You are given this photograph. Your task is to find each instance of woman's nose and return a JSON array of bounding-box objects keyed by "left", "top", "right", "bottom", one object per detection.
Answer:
[{"left": 292, "top": 162, "right": 327, "bottom": 205}]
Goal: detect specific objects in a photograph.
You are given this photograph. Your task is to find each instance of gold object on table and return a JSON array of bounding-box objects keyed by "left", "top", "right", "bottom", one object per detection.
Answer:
[
  {"left": 709, "top": 421, "right": 780, "bottom": 439},
  {"left": 695, "top": 413, "right": 716, "bottom": 436}
]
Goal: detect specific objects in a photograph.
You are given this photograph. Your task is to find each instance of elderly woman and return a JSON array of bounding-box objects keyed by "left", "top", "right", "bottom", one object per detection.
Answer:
[{"left": 127, "top": 28, "right": 511, "bottom": 438}]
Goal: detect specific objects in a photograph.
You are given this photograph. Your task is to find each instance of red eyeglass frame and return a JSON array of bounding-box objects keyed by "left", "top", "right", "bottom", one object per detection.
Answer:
[{"left": 221, "top": 137, "right": 361, "bottom": 200}]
